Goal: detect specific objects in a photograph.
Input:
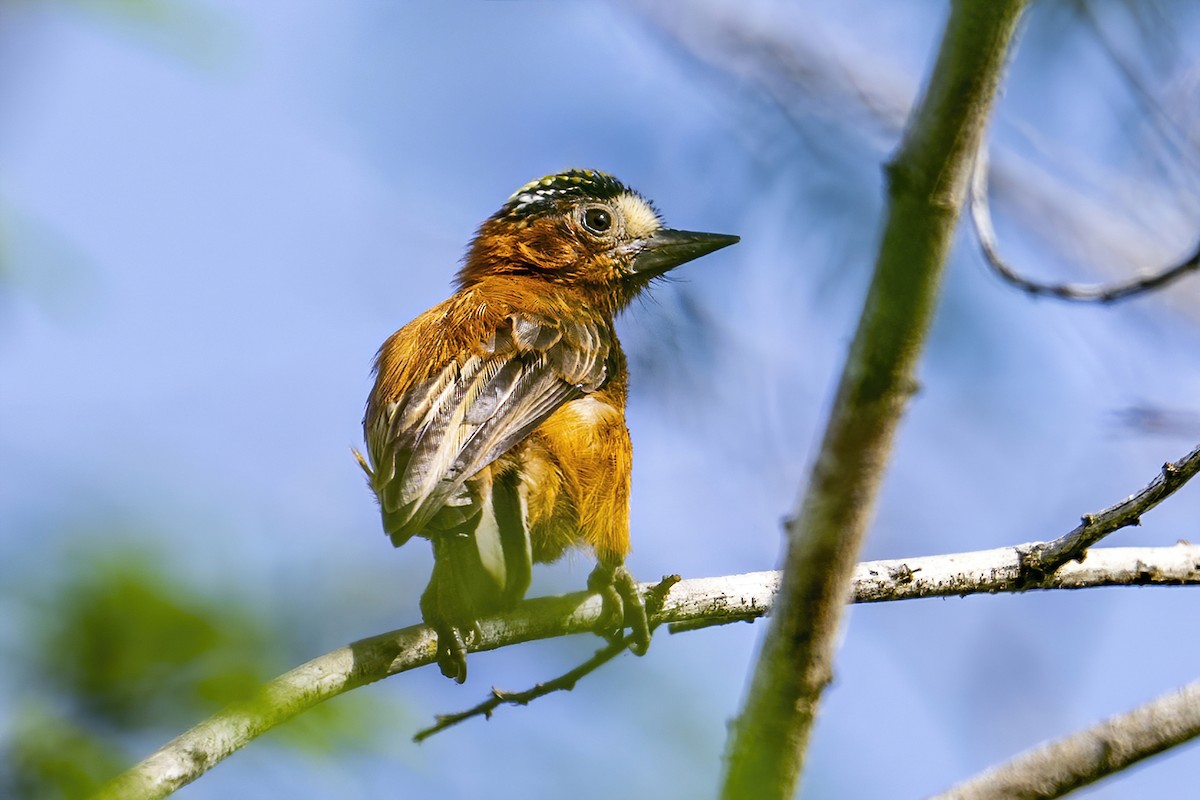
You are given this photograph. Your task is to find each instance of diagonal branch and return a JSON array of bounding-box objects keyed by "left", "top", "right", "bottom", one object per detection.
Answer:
[
  {"left": 970, "top": 145, "right": 1200, "bottom": 302},
  {"left": 1019, "top": 440, "right": 1200, "bottom": 578},
  {"left": 720, "top": 3, "right": 1031, "bottom": 797},
  {"left": 94, "top": 544, "right": 1200, "bottom": 800},
  {"left": 931, "top": 678, "right": 1200, "bottom": 800},
  {"left": 413, "top": 634, "right": 629, "bottom": 743}
]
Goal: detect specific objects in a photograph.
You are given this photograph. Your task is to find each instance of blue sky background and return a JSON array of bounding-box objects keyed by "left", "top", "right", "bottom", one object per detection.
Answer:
[{"left": 3, "top": 1, "right": 1200, "bottom": 797}]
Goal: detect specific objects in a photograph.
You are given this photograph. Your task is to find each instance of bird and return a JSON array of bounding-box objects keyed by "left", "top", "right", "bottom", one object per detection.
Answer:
[{"left": 356, "top": 169, "right": 738, "bottom": 682}]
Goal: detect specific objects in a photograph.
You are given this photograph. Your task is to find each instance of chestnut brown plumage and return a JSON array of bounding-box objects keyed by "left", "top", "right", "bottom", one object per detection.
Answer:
[{"left": 357, "top": 169, "right": 738, "bottom": 682}]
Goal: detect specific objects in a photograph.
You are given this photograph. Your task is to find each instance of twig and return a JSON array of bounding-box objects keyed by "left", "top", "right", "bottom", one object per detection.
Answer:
[
  {"left": 931, "top": 678, "right": 1200, "bottom": 800},
  {"left": 1018, "top": 440, "right": 1200, "bottom": 579},
  {"left": 970, "top": 146, "right": 1200, "bottom": 302},
  {"left": 413, "top": 575, "right": 681, "bottom": 742},
  {"left": 413, "top": 635, "right": 629, "bottom": 742},
  {"left": 93, "top": 545, "right": 1200, "bottom": 800}
]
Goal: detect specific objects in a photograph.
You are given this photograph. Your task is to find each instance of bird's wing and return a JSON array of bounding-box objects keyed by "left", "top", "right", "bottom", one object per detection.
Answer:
[{"left": 364, "top": 314, "right": 610, "bottom": 546}]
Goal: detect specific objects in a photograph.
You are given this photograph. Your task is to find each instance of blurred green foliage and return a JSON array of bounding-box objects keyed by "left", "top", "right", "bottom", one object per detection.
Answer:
[
  {"left": 3, "top": 708, "right": 128, "bottom": 800},
  {"left": 1, "top": 542, "right": 395, "bottom": 799},
  {"left": 37, "top": 553, "right": 273, "bottom": 730}
]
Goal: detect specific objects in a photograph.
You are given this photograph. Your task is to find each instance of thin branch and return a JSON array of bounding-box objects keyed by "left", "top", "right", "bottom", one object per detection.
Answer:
[
  {"left": 413, "top": 575, "right": 681, "bottom": 742},
  {"left": 415, "top": 539, "right": 1200, "bottom": 742},
  {"left": 92, "top": 590, "right": 609, "bottom": 800},
  {"left": 931, "top": 678, "right": 1200, "bottom": 800},
  {"left": 95, "top": 434, "right": 1199, "bottom": 797},
  {"left": 970, "top": 145, "right": 1200, "bottom": 302},
  {"left": 413, "top": 635, "right": 629, "bottom": 743},
  {"left": 855, "top": 542, "right": 1200, "bottom": 603},
  {"left": 720, "top": 3, "right": 1031, "bottom": 798},
  {"left": 94, "top": 544, "right": 1200, "bottom": 800},
  {"left": 1019, "top": 440, "right": 1200, "bottom": 578}
]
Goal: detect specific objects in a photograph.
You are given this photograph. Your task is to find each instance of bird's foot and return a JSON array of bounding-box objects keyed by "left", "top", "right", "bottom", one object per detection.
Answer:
[
  {"left": 588, "top": 563, "right": 650, "bottom": 656},
  {"left": 433, "top": 620, "right": 482, "bottom": 684}
]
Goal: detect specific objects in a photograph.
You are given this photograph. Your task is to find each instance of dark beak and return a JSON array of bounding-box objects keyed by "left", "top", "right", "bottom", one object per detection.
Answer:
[{"left": 629, "top": 229, "right": 739, "bottom": 278}]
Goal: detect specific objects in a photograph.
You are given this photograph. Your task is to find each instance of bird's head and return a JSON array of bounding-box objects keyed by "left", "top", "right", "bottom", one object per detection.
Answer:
[{"left": 457, "top": 169, "right": 738, "bottom": 311}]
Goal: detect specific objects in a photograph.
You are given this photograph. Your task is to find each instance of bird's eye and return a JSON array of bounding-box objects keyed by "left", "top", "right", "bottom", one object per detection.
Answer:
[{"left": 581, "top": 207, "right": 612, "bottom": 235}]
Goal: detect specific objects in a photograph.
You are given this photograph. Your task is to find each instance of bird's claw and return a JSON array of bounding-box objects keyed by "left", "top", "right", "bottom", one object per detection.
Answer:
[
  {"left": 433, "top": 620, "right": 481, "bottom": 684},
  {"left": 588, "top": 563, "right": 650, "bottom": 655},
  {"left": 434, "top": 625, "right": 468, "bottom": 684}
]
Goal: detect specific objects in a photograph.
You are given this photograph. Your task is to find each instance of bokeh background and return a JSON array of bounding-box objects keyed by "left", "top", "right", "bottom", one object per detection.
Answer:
[{"left": 3, "top": 1, "right": 1200, "bottom": 797}]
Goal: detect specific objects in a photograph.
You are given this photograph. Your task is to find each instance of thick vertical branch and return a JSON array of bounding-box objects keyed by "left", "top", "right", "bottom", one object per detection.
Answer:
[{"left": 720, "top": 2, "right": 1030, "bottom": 797}]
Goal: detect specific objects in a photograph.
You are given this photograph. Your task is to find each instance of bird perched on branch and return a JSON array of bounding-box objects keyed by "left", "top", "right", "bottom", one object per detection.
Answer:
[{"left": 356, "top": 169, "right": 738, "bottom": 682}]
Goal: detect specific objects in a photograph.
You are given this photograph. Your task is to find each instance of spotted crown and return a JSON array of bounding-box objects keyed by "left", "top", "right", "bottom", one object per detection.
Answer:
[{"left": 498, "top": 169, "right": 632, "bottom": 221}]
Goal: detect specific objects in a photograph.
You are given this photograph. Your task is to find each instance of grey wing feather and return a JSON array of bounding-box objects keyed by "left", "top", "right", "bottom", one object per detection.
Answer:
[{"left": 365, "top": 314, "right": 609, "bottom": 546}]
